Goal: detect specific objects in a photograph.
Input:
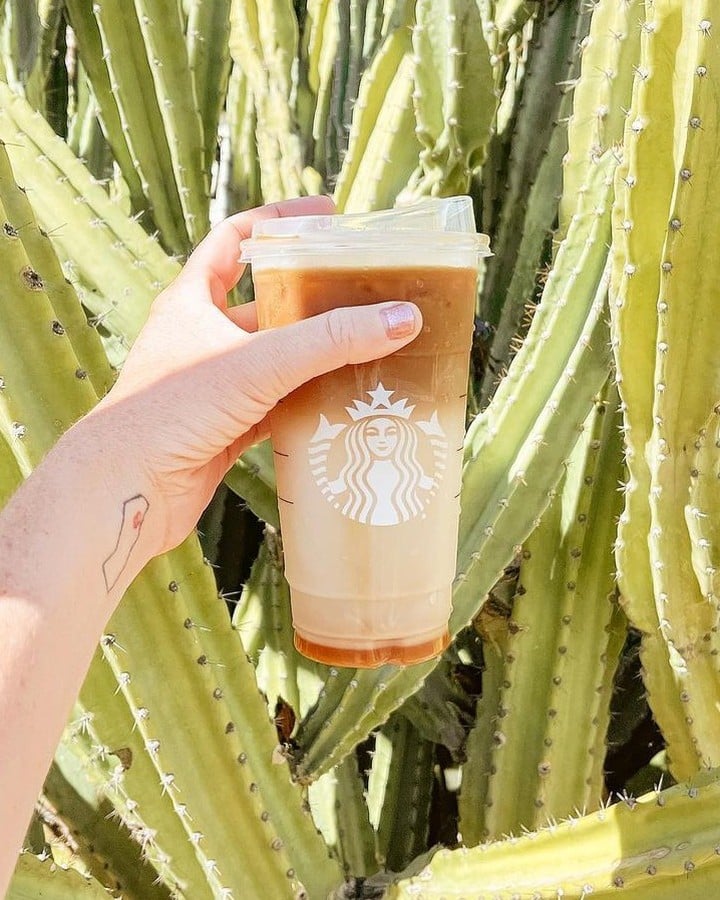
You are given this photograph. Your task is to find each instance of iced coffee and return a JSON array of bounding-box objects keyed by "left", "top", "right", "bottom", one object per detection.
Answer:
[{"left": 241, "top": 199, "right": 489, "bottom": 667}]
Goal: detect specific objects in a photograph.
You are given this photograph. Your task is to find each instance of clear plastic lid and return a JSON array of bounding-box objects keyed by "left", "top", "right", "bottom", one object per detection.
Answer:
[{"left": 239, "top": 197, "right": 491, "bottom": 267}]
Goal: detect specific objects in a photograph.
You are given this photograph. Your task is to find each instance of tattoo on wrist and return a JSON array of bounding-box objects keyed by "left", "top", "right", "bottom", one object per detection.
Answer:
[{"left": 102, "top": 494, "right": 149, "bottom": 593}]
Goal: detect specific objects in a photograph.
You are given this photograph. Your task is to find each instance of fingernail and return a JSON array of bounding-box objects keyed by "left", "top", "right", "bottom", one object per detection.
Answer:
[{"left": 380, "top": 303, "right": 419, "bottom": 340}]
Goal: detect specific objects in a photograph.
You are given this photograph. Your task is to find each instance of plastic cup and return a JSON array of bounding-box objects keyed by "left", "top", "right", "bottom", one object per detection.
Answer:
[{"left": 240, "top": 197, "right": 490, "bottom": 668}]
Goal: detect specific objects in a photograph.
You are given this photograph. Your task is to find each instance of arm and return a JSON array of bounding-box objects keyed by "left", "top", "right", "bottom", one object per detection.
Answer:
[
  {"left": 0, "top": 413, "right": 157, "bottom": 882},
  {"left": 0, "top": 196, "right": 421, "bottom": 895}
]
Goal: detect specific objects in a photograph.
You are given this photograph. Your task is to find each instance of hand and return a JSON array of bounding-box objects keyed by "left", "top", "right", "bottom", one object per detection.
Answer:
[{"left": 88, "top": 197, "right": 422, "bottom": 554}]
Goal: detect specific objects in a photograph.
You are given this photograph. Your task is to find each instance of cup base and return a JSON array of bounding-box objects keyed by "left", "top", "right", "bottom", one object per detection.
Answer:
[{"left": 294, "top": 629, "right": 450, "bottom": 668}]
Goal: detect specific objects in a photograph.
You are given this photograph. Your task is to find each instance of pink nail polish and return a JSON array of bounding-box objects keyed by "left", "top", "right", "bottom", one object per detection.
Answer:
[{"left": 381, "top": 303, "right": 417, "bottom": 339}]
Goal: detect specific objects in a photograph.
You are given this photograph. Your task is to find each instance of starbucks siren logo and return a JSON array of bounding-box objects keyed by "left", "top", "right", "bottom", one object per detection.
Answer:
[{"left": 308, "top": 382, "right": 448, "bottom": 526}]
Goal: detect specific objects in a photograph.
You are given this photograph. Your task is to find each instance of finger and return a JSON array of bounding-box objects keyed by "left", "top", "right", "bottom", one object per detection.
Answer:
[
  {"left": 238, "top": 301, "right": 423, "bottom": 412},
  {"left": 178, "top": 196, "right": 336, "bottom": 306},
  {"left": 225, "top": 302, "right": 258, "bottom": 332}
]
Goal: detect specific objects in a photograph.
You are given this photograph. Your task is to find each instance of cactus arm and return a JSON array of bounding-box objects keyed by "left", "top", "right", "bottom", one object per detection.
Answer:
[
  {"left": 62, "top": 0, "right": 149, "bottom": 219},
  {"left": 23, "top": 0, "right": 65, "bottom": 124},
  {"left": 300, "top": 0, "right": 338, "bottom": 176},
  {"left": 461, "top": 151, "right": 616, "bottom": 532},
  {"left": 462, "top": 388, "right": 626, "bottom": 841},
  {"left": 340, "top": 52, "right": 419, "bottom": 212},
  {"left": 133, "top": 537, "right": 344, "bottom": 897},
  {"left": 186, "top": 0, "right": 232, "bottom": 176},
  {"left": 332, "top": 753, "right": 378, "bottom": 877},
  {"left": 74, "top": 661, "right": 209, "bottom": 896},
  {"left": 225, "top": 61, "right": 262, "bottom": 212},
  {"left": 539, "top": 387, "right": 626, "bottom": 819},
  {"left": 79, "top": 0, "right": 191, "bottom": 254},
  {"left": 232, "top": 533, "right": 272, "bottom": 662},
  {"left": 494, "top": 0, "right": 536, "bottom": 45},
  {"left": 101, "top": 552, "right": 310, "bottom": 899},
  {"left": 7, "top": 853, "right": 111, "bottom": 900},
  {"left": 385, "top": 771, "right": 720, "bottom": 900},
  {"left": 367, "top": 714, "right": 434, "bottom": 872},
  {"left": 645, "top": 0, "right": 720, "bottom": 765},
  {"left": 324, "top": 0, "right": 349, "bottom": 176},
  {"left": 560, "top": 0, "right": 642, "bottom": 235},
  {"left": 0, "top": 142, "right": 114, "bottom": 398},
  {"left": 483, "top": 0, "right": 642, "bottom": 402},
  {"left": 479, "top": 2, "right": 591, "bottom": 331},
  {"left": 325, "top": 0, "right": 366, "bottom": 174},
  {"left": 0, "top": 85, "right": 180, "bottom": 345},
  {"left": 608, "top": 0, "right": 699, "bottom": 778},
  {"left": 247, "top": 530, "right": 331, "bottom": 722},
  {"left": 228, "top": 0, "right": 306, "bottom": 201},
  {"left": 332, "top": 13, "right": 413, "bottom": 210},
  {"left": 73, "top": 79, "right": 115, "bottom": 186},
  {"left": 0, "top": 197, "right": 95, "bottom": 460},
  {"left": 400, "top": 0, "right": 495, "bottom": 200},
  {"left": 131, "top": 0, "right": 209, "bottom": 244},
  {"left": 386, "top": 770, "right": 720, "bottom": 898},
  {"left": 463, "top": 466, "right": 567, "bottom": 842},
  {"left": 478, "top": 91, "right": 568, "bottom": 405},
  {"left": 42, "top": 758, "right": 172, "bottom": 899},
  {"left": 0, "top": 0, "right": 39, "bottom": 92},
  {"left": 457, "top": 616, "right": 508, "bottom": 845},
  {"left": 253, "top": 531, "right": 303, "bottom": 716}
]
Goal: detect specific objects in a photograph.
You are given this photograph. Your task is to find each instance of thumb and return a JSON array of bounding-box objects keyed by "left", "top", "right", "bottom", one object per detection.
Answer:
[{"left": 241, "top": 301, "right": 423, "bottom": 409}]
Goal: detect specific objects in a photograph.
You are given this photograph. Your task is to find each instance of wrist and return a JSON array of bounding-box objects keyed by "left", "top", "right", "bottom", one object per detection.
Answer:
[{"left": 58, "top": 407, "right": 163, "bottom": 601}]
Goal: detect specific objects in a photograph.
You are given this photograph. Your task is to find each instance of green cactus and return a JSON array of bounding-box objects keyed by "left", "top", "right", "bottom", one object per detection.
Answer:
[
  {"left": 366, "top": 713, "right": 435, "bottom": 873},
  {"left": 610, "top": 0, "right": 720, "bottom": 778},
  {"left": 332, "top": 3, "right": 418, "bottom": 212},
  {"left": 186, "top": 0, "right": 232, "bottom": 176},
  {"left": 459, "top": 383, "right": 626, "bottom": 843},
  {"left": 385, "top": 768, "right": 720, "bottom": 898},
  {"left": 5, "top": 3, "right": 720, "bottom": 898},
  {"left": 478, "top": 0, "right": 592, "bottom": 398},
  {"left": 228, "top": 0, "right": 308, "bottom": 200},
  {"left": 44, "top": 747, "right": 173, "bottom": 898},
  {"left": 8, "top": 852, "right": 111, "bottom": 900}
]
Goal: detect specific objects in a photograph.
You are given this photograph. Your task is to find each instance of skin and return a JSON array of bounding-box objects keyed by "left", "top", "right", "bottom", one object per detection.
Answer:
[{"left": 0, "top": 196, "right": 422, "bottom": 895}]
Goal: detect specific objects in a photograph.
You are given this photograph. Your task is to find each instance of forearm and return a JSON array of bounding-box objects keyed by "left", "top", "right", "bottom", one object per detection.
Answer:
[{"left": 0, "top": 413, "right": 157, "bottom": 895}]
